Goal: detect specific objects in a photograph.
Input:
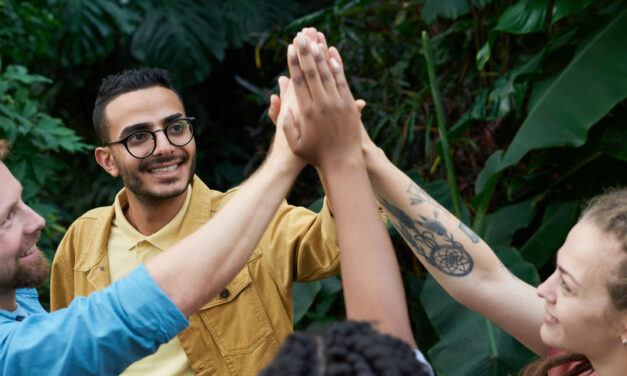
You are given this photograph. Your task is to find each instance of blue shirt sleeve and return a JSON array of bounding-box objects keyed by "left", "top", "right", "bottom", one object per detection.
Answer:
[{"left": 0, "top": 264, "right": 189, "bottom": 376}]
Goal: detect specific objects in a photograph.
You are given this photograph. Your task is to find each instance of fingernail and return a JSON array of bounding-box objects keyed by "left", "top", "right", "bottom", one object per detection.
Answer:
[
  {"left": 330, "top": 58, "right": 341, "bottom": 72},
  {"left": 311, "top": 41, "right": 320, "bottom": 57},
  {"left": 288, "top": 44, "right": 295, "bottom": 57},
  {"left": 297, "top": 33, "right": 308, "bottom": 49}
]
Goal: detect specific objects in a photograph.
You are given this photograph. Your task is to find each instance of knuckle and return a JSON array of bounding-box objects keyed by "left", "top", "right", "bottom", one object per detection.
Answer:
[
  {"left": 303, "top": 106, "right": 315, "bottom": 119},
  {"left": 292, "top": 75, "right": 305, "bottom": 87},
  {"left": 289, "top": 56, "right": 300, "bottom": 67},
  {"left": 320, "top": 73, "right": 331, "bottom": 83},
  {"left": 305, "top": 69, "right": 317, "bottom": 80}
]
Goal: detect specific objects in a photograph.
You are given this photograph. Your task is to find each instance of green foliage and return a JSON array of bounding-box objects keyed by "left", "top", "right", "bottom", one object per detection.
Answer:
[
  {"left": 3, "top": 1, "right": 627, "bottom": 374},
  {"left": 0, "top": 0, "right": 58, "bottom": 65},
  {"left": 0, "top": 62, "right": 89, "bottom": 306}
]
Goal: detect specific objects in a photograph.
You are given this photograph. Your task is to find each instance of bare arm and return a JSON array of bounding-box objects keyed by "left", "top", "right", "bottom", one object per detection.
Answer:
[
  {"left": 145, "top": 107, "right": 304, "bottom": 317},
  {"left": 283, "top": 32, "right": 416, "bottom": 347},
  {"left": 362, "top": 135, "right": 546, "bottom": 355}
]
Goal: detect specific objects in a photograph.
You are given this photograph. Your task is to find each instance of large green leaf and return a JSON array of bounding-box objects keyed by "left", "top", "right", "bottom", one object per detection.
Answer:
[
  {"left": 130, "top": 0, "right": 227, "bottom": 87},
  {"left": 421, "top": 247, "right": 538, "bottom": 376},
  {"left": 483, "top": 199, "right": 537, "bottom": 248},
  {"left": 220, "top": 0, "right": 296, "bottom": 48},
  {"left": 497, "top": 8, "right": 627, "bottom": 169},
  {"left": 422, "top": 0, "right": 471, "bottom": 23},
  {"left": 552, "top": 0, "right": 594, "bottom": 24},
  {"left": 496, "top": 0, "right": 592, "bottom": 35},
  {"left": 520, "top": 201, "right": 579, "bottom": 268},
  {"left": 54, "top": 0, "right": 137, "bottom": 65},
  {"left": 496, "top": 0, "right": 548, "bottom": 34},
  {"left": 293, "top": 281, "right": 321, "bottom": 324},
  {"left": 596, "top": 116, "right": 627, "bottom": 162}
]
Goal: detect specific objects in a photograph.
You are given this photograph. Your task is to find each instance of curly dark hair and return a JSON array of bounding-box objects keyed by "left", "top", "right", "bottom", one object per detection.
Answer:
[
  {"left": 259, "top": 321, "right": 431, "bottom": 376},
  {"left": 92, "top": 68, "right": 183, "bottom": 143}
]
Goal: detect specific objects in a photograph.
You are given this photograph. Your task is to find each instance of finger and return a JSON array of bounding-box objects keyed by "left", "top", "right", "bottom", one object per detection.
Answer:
[
  {"left": 269, "top": 94, "right": 280, "bottom": 125},
  {"left": 288, "top": 43, "right": 312, "bottom": 102},
  {"left": 282, "top": 108, "right": 302, "bottom": 153},
  {"left": 303, "top": 27, "right": 317, "bottom": 42},
  {"left": 294, "top": 32, "right": 327, "bottom": 100},
  {"left": 278, "top": 76, "right": 289, "bottom": 99},
  {"left": 356, "top": 99, "right": 366, "bottom": 113},
  {"left": 328, "top": 47, "right": 353, "bottom": 99},
  {"left": 315, "top": 42, "right": 339, "bottom": 98}
]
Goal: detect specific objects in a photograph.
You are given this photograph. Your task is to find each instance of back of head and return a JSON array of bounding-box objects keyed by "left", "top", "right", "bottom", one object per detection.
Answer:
[
  {"left": 260, "top": 321, "right": 431, "bottom": 376},
  {"left": 92, "top": 68, "right": 181, "bottom": 143},
  {"left": 580, "top": 188, "right": 627, "bottom": 311}
]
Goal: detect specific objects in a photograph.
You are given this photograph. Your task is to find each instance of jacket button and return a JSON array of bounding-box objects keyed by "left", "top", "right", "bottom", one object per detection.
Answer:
[{"left": 220, "top": 289, "right": 230, "bottom": 299}]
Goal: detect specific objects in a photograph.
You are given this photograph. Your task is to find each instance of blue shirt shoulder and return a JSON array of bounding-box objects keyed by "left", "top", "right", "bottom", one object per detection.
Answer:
[{"left": 0, "top": 265, "right": 188, "bottom": 376}]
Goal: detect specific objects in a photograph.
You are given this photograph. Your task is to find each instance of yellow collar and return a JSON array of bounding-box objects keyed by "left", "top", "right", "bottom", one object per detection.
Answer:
[{"left": 112, "top": 185, "right": 193, "bottom": 252}]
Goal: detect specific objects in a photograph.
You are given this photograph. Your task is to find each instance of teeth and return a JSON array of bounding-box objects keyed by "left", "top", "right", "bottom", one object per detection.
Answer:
[
  {"left": 151, "top": 164, "right": 178, "bottom": 174},
  {"left": 19, "top": 245, "right": 35, "bottom": 258}
]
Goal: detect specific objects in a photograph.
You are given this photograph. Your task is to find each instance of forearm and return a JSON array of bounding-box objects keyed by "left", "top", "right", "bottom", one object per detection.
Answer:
[
  {"left": 364, "top": 147, "right": 509, "bottom": 302},
  {"left": 146, "top": 159, "right": 300, "bottom": 316},
  {"left": 322, "top": 157, "right": 416, "bottom": 347}
]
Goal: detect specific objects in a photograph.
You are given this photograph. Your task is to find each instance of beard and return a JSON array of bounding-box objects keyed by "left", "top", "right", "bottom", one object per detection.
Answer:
[
  {"left": 118, "top": 154, "right": 196, "bottom": 202},
  {"left": 0, "top": 251, "right": 50, "bottom": 290}
]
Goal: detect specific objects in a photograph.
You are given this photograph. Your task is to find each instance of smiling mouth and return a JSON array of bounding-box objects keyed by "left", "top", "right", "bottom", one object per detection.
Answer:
[
  {"left": 545, "top": 310, "right": 559, "bottom": 324},
  {"left": 18, "top": 245, "right": 36, "bottom": 258},
  {"left": 150, "top": 164, "right": 179, "bottom": 174}
]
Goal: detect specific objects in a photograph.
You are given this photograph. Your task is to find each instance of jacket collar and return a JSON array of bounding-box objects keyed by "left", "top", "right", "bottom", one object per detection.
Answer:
[{"left": 74, "top": 175, "right": 215, "bottom": 273}]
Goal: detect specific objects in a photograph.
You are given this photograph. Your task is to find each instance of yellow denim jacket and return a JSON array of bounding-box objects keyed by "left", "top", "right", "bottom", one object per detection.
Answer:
[{"left": 50, "top": 175, "right": 340, "bottom": 375}]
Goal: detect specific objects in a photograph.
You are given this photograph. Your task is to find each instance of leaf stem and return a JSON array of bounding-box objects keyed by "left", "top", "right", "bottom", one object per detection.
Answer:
[{"left": 422, "top": 30, "right": 462, "bottom": 218}]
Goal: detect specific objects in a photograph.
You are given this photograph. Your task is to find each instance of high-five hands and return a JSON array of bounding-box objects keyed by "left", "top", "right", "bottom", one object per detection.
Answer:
[{"left": 282, "top": 32, "right": 364, "bottom": 171}]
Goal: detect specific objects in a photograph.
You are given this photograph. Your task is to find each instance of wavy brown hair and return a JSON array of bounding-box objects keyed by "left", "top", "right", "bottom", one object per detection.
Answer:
[{"left": 520, "top": 188, "right": 627, "bottom": 376}]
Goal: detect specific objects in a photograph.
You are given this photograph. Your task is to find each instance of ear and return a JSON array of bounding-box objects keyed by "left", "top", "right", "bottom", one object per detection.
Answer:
[{"left": 95, "top": 146, "right": 120, "bottom": 177}]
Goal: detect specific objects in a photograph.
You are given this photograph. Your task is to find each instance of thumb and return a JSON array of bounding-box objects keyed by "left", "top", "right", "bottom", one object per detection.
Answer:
[
  {"left": 356, "top": 99, "right": 366, "bottom": 113},
  {"left": 269, "top": 94, "right": 280, "bottom": 126},
  {"left": 278, "top": 76, "right": 289, "bottom": 99},
  {"left": 282, "top": 108, "right": 302, "bottom": 152}
]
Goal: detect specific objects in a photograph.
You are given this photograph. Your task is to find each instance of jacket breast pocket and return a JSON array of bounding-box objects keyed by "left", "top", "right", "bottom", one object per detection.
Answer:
[{"left": 198, "top": 250, "right": 274, "bottom": 356}]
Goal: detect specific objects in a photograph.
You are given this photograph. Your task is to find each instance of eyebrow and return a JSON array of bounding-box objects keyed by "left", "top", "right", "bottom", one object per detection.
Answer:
[
  {"left": 557, "top": 265, "right": 582, "bottom": 287},
  {"left": 118, "top": 113, "right": 184, "bottom": 138}
]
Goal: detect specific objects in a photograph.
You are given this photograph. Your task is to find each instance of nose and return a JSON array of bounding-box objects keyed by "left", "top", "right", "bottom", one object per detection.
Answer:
[
  {"left": 152, "top": 129, "right": 176, "bottom": 157},
  {"left": 20, "top": 201, "right": 45, "bottom": 234},
  {"left": 537, "top": 270, "right": 558, "bottom": 304}
]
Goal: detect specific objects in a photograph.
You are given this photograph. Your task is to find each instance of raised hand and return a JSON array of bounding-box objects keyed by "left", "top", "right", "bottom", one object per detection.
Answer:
[{"left": 283, "top": 32, "right": 363, "bottom": 171}]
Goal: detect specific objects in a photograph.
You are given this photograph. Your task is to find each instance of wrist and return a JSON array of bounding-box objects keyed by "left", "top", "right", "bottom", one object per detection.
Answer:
[
  {"left": 263, "top": 154, "right": 303, "bottom": 181},
  {"left": 363, "top": 144, "right": 388, "bottom": 175}
]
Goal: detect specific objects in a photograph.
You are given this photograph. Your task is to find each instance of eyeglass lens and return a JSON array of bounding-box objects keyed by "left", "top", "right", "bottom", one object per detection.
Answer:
[{"left": 127, "top": 119, "right": 193, "bottom": 158}]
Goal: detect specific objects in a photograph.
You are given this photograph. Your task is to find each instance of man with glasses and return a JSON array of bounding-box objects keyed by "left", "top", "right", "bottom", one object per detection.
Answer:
[
  {"left": 0, "top": 105, "right": 306, "bottom": 374},
  {"left": 50, "top": 68, "right": 341, "bottom": 375}
]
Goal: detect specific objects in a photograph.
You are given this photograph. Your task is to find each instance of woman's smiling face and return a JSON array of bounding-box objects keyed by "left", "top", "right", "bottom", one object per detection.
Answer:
[{"left": 536, "top": 218, "right": 625, "bottom": 357}]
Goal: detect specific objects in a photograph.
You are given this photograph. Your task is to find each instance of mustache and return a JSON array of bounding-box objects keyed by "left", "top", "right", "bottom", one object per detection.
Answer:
[{"left": 140, "top": 154, "right": 188, "bottom": 171}]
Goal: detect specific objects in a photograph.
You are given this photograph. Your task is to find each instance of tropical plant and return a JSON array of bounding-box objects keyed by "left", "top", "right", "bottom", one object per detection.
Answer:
[{"left": 0, "top": 62, "right": 90, "bottom": 306}]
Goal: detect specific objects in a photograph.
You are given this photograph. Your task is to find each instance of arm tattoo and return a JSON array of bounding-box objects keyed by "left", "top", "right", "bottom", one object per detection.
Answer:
[
  {"left": 380, "top": 196, "right": 473, "bottom": 277},
  {"left": 458, "top": 222, "right": 480, "bottom": 243},
  {"left": 407, "top": 182, "right": 449, "bottom": 218}
]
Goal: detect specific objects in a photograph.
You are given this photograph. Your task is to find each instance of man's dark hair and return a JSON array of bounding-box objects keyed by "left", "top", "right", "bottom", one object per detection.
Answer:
[
  {"left": 259, "top": 321, "right": 431, "bottom": 376},
  {"left": 92, "top": 68, "right": 183, "bottom": 143}
]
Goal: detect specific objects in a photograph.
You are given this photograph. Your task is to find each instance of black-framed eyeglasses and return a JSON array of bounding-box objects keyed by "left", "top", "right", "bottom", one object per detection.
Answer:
[{"left": 104, "top": 117, "right": 195, "bottom": 159}]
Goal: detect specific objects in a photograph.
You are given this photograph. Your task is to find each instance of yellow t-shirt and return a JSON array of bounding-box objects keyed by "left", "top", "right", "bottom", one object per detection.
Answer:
[{"left": 107, "top": 186, "right": 194, "bottom": 376}]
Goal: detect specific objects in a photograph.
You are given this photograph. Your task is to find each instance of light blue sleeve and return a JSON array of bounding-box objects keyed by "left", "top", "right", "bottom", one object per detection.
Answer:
[{"left": 0, "top": 264, "right": 189, "bottom": 376}]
